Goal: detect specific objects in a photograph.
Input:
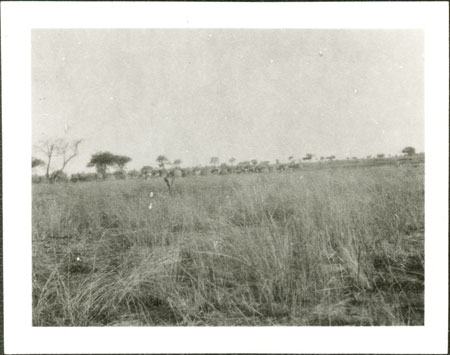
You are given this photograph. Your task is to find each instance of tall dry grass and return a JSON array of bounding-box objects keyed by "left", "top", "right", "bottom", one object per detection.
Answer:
[{"left": 33, "top": 165, "right": 424, "bottom": 325}]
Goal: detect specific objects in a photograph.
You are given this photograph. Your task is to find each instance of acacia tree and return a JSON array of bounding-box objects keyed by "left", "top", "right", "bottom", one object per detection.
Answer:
[
  {"left": 302, "top": 153, "right": 313, "bottom": 161},
  {"left": 155, "top": 155, "right": 179, "bottom": 193},
  {"left": 173, "top": 159, "right": 182, "bottom": 168},
  {"left": 402, "top": 146, "right": 416, "bottom": 156},
  {"left": 87, "top": 152, "right": 131, "bottom": 177},
  {"left": 32, "top": 157, "right": 44, "bottom": 168},
  {"left": 229, "top": 157, "right": 236, "bottom": 165},
  {"left": 115, "top": 155, "right": 132, "bottom": 172},
  {"left": 87, "top": 152, "right": 117, "bottom": 178},
  {"left": 156, "top": 155, "right": 170, "bottom": 169}
]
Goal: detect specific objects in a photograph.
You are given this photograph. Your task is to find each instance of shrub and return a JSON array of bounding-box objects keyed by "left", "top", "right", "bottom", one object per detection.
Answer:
[{"left": 50, "top": 171, "right": 68, "bottom": 183}]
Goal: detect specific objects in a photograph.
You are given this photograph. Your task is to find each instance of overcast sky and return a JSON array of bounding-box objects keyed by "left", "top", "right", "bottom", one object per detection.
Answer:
[{"left": 32, "top": 29, "right": 423, "bottom": 173}]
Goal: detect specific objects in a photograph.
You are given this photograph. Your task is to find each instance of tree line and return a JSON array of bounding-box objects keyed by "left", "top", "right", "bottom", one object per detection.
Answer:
[{"left": 32, "top": 138, "right": 419, "bottom": 183}]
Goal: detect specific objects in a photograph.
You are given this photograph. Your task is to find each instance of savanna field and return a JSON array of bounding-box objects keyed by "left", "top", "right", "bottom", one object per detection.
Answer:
[{"left": 32, "top": 164, "right": 424, "bottom": 326}]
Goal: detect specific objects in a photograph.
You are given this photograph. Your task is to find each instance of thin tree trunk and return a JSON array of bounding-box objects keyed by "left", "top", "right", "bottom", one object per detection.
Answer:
[{"left": 45, "top": 155, "right": 52, "bottom": 180}]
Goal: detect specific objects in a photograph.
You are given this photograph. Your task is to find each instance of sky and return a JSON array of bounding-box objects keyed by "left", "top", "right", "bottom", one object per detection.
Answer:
[{"left": 32, "top": 29, "right": 423, "bottom": 174}]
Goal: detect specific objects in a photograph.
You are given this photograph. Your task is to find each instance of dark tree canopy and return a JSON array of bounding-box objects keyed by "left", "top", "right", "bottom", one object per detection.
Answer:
[
  {"left": 87, "top": 151, "right": 129, "bottom": 177},
  {"left": 115, "top": 155, "right": 132, "bottom": 170},
  {"left": 303, "top": 153, "right": 313, "bottom": 161},
  {"left": 50, "top": 170, "right": 68, "bottom": 183},
  {"left": 402, "top": 146, "right": 416, "bottom": 156},
  {"left": 32, "top": 157, "right": 45, "bottom": 168},
  {"left": 156, "top": 155, "right": 170, "bottom": 168}
]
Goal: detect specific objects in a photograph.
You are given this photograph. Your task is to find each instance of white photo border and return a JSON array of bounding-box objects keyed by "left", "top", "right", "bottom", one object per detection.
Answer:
[{"left": 2, "top": 2, "right": 448, "bottom": 354}]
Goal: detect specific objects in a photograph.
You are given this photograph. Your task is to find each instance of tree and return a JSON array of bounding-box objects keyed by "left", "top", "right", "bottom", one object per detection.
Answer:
[
  {"left": 32, "top": 157, "right": 44, "bottom": 168},
  {"left": 210, "top": 157, "right": 219, "bottom": 167},
  {"left": 127, "top": 170, "right": 140, "bottom": 178},
  {"left": 229, "top": 157, "right": 236, "bottom": 165},
  {"left": 50, "top": 170, "right": 68, "bottom": 183},
  {"left": 237, "top": 161, "right": 250, "bottom": 173},
  {"left": 402, "top": 146, "right": 416, "bottom": 156},
  {"left": 113, "top": 170, "right": 127, "bottom": 180},
  {"left": 55, "top": 139, "right": 82, "bottom": 175},
  {"left": 87, "top": 151, "right": 117, "bottom": 178},
  {"left": 36, "top": 138, "right": 82, "bottom": 180},
  {"left": 156, "top": 155, "right": 170, "bottom": 169},
  {"left": 36, "top": 138, "right": 63, "bottom": 179},
  {"left": 377, "top": 153, "right": 385, "bottom": 159},
  {"left": 326, "top": 155, "right": 336, "bottom": 161},
  {"left": 302, "top": 153, "right": 313, "bottom": 161},
  {"left": 87, "top": 152, "right": 131, "bottom": 176},
  {"left": 114, "top": 155, "right": 132, "bottom": 171},
  {"left": 173, "top": 159, "right": 182, "bottom": 167}
]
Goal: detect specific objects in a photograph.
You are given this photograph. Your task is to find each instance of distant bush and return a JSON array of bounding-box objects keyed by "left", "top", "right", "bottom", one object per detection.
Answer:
[
  {"left": 70, "top": 173, "right": 99, "bottom": 182},
  {"left": 50, "top": 171, "right": 68, "bottom": 183},
  {"left": 182, "top": 168, "right": 193, "bottom": 177},
  {"left": 172, "top": 168, "right": 183, "bottom": 178},
  {"left": 200, "top": 167, "right": 210, "bottom": 176},
  {"left": 402, "top": 146, "right": 416, "bottom": 156},
  {"left": 127, "top": 170, "right": 140, "bottom": 179},
  {"left": 32, "top": 175, "right": 46, "bottom": 184},
  {"left": 113, "top": 170, "right": 127, "bottom": 180}
]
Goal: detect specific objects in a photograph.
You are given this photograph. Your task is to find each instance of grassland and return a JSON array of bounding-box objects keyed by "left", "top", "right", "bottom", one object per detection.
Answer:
[{"left": 32, "top": 164, "right": 424, "bottom": 326}]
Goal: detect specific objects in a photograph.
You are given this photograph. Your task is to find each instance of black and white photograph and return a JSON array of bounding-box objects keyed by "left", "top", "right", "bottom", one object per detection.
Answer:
[
  {"left": 31, "top": 28, "right": 425, "bottom": 327},
  {"left": 2, "top": 2, "right": 448, "bottom": 353}
]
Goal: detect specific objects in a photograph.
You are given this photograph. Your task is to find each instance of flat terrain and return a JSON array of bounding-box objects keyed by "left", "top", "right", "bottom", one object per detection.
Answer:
[{"left": 33, "top": 164, "right": 424, "bottom": 326}]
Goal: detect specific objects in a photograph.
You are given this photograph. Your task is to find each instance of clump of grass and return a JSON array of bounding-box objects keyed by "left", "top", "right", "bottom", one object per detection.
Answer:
[{"left": 33, "top": 165, "right": 424, "bottom": 326}]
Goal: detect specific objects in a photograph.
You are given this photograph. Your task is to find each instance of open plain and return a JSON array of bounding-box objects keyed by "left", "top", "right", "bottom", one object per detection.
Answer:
[{"left": 33, "top": 161, "right": 424, "bottom": 326}]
